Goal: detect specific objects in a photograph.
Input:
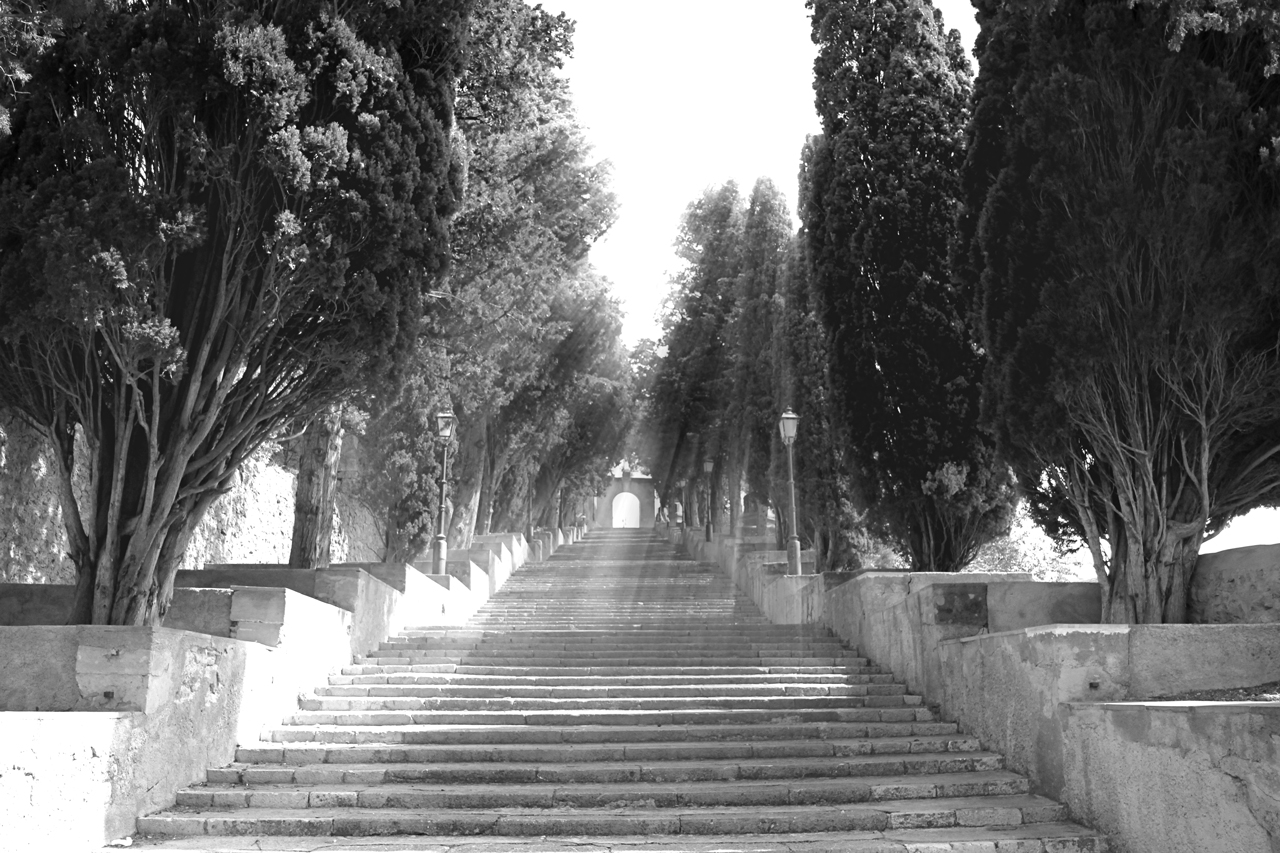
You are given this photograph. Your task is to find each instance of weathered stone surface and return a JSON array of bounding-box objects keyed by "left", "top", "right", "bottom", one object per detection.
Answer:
[
  {"left": 134, "top": 531, "right": 1103, "bottom": 852},
  {"left": 1191, "top": 544, "right": 1280, "bottom": 624},
  {"left": 1062, "top": 703, "right": 1280, "bottom": 853}
]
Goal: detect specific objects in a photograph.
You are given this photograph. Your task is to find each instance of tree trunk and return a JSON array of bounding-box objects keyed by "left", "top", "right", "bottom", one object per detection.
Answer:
[
  {"left": 478, "top": 432, "right": 509, "bottom": 536},
  {"left": 1101, "top": 524, "right": 1201, "bottom": 624},
  {"left": 447, "top": 411, "right": 486, "bottom": 549},
  {"left": 289, "top": 406, "right": 344, "bottom": 569}
]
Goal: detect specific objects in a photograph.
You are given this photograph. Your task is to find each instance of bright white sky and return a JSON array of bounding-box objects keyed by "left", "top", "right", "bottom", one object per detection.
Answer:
[
  {"left": 529, "top": 0, "right": 1280, "bottom": 551},
  {"left": 531, "top": 0, "right": 980, "bottom": 347}
]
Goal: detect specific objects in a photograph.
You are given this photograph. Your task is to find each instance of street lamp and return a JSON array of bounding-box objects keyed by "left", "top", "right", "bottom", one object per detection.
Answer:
[
  {"left": 432, "top": 409, "right": 456, "bottom": 576},
  {"left": 703, "top": 458, "right": 714, "bottom": 542},
  {"left": 778, "top": 408, "right": 802, "bottom": 576}
]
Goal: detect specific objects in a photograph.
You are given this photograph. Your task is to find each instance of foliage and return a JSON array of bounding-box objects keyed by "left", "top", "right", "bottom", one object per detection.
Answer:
[
  {"left": 0, "top": 1, "right": 59, "bottom": 138},
  {"left": 728, "top": 180, "right": 791, "bottom": 515},
  {"left": 966, "top": 505, "right": 1093, "bottom": 581},
  {"left": 0, "top": 0, "right": 469, "bottom": 623},
  {"left": 805, "top": 0, "right": 1014, "bottom": 573},
  {"left": 351, "top": 0, "right": 628, "bottom": 551},
  {"left": 775, "top": 164, "right": 889, "bottom": 570},
  {"left": 639, "top": 182, "right": 745, "bottom": 529},
  {"left": 958, "top": 0, "right": 1280, "bottom": 621},
  {"left": 486, "top": 273, "right": 633, "bottom": 533}
]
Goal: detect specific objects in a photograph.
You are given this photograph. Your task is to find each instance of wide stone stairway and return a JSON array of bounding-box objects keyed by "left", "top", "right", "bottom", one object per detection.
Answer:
[{"left": 137, "top": 529, "right": 1107, "bottom": 851}]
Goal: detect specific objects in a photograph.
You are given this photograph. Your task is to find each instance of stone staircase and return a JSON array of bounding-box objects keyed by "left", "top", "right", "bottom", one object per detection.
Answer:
[{"left": 136, "top": 529, "right": 1107, "bottom": 851}]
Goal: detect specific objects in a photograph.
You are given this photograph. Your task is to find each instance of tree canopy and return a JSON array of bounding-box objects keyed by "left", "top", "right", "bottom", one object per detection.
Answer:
[
  {"left": 805, "top": 0, "right": 1014, "bottom": 573},
  {"left": 347, "top": 0, "right": 629, "bottom": 558},
  {"left": 958, "top": 0, "right": 1280, "bottom": 621},
  {"left": 0, "top": 0, "right": 470, "bottom": 624}
]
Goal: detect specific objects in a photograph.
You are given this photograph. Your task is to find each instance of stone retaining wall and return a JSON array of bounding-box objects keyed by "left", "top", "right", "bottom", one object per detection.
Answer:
[{"left": 673, "top": 526, "right": 1280, "bottom": 853}]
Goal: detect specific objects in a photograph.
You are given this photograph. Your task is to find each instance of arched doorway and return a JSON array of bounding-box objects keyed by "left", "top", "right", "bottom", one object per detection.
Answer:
[{"left": 611, "top": 492, "right": 641, "bottom": 528}]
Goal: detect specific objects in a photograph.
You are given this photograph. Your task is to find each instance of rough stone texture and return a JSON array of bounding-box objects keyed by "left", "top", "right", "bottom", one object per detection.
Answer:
[
  {"left": 164, "top": 588, "right": 235, "bottom": 638},
  {"left": 1061, "top": 703, "right": 1280, "bottom": 853},
  {"left": 0, "top": 623, "right": 363, "bottom": 847},
  {"left": 0, "top": 581, "right": 75, "bottom": 624},
  {"left": 1191, "top": 544, "right": 1280, "bottom": 624},
  {"left": 935, "top": 623, "right": 1280, "bottom": 807},
  {"left": 936, "top": 626, "right": 1132, "bottom": 799},
  {"left": 335, "top": 493, "right": 385, "bottom": 563},
  {"left": 179, "top": 448, "right": 296, "bottom": 572},
  {"left": 0, "top": 422, "right": 387, "bottom": 584},
  {"left": 813, "top": 573, "right": 1075, "bottom": 704},
  {"left": 0, "top": 413, "right": 77, "bottom": 584},
  {"left": 690, "top": 527, "right": 1280, "bottom": 853},
  {"left": 987, "top": 583, "right": 1102, "bottom": 633}
]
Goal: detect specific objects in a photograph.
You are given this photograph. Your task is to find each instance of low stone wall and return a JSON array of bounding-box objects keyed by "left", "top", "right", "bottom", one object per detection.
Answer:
[
  {"left": 937, "top": 623, "right": 1280, "bottom": 803},
  {"left": 1, "top": 711, "right": 138, "bottom": 850},
  {"left": 0, "top": 584, "right": 352, "bottom": 666},
  {"left": 821, "top": 571, "right": 1098, "bottom": 702},
  {"left": 177, "top": 565, "right": 399, "bottom": 656},
  {"left": 0, "top": 582, "right": 76, "bottom": 624},
  {"left": 673, "top": 529, "right": 1280, "bottom": 853},
  {"left": 0, "top": 626, "right": 312, "bottom": 847},
  {"left": 474, "top": 533, "right": 525, "bottom": 574},
  {"left": 1060, "top": 701, "right": 1280, "bottom": 852},
  {"left": 1191, "top": 543, "right": 1280, "bottom": 623}
]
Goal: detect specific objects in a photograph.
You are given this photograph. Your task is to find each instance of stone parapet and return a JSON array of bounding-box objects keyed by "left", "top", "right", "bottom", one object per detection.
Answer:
[
  {"left": 1191, "top": 543, "right": 1280, "bottom": 623},
  {"left": 0, "top": 623, "right": 348, "bottom": 848},
  {"left": 474, "top": 532, "right": 527, "bottom": 571},
  {"left": 1060, "top": 701, "right": 1280, "bottom": 851},
  {"left": 938, "top": 622, "right": 1280, "bottom": 852}
]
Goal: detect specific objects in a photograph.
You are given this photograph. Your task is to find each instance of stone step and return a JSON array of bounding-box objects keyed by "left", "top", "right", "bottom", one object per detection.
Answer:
[
  {"left": 262, "top": 724, "right": 977, "bottom": 747},
  {"left": 313, "top": 682, "right": 905, "bottom": 698},
  {"left": 341, "top": 663, "right": 888, "bottom": 676},
  {"left": 377, "top": 641, "right": 852, "bottom": 652},
  {"left": 399, "top": 625, "right": 839, "bottom": 630},
  {"left": 237, "top": 738, "right": 990, "bottom": 766},
  {"left": 120, "top": 825, "right": 1109, "bottom": 851},
  {"left": 357, "top": 655, "right": 866, "bottom": 667},
  {"left": 326, "top": 671, "right": 895, "bottom": 686},
  {"left": 284, "top": 706, "right": 945, "bottom": 728},
  {"left": 177, "top": 769, "right": 1027, "bottom": 810},
  {"left": 138, "top": 531, "right": 1106, "bottom": 851},
  {"left": 296, "top": 694, "right": 922, "bottom": 712},
  {"left": 366, "top": 647, "right": 859, "bottom": 659},
  {"left": 138, "top": 794, "right": 1073, "bottom": 837},
  {"left": 223, "top": 748, "right": 1005, "bottom": 780}
]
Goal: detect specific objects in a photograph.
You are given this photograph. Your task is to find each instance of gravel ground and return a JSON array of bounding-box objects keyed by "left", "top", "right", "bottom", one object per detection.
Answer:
[{"left": 1154, "top": 680, "right": 1280, "bottom": 702}]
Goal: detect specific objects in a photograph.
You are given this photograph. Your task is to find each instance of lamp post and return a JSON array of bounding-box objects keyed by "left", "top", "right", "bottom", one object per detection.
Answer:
[
  {"left": 432, "top": 409, "right": 456, "bottom": 576},
  {"left": 703, "top": 458, "right": 714, "bottom": 542},
  {"left": 778, "top": 408, "right": 802, "bottom": 576}
]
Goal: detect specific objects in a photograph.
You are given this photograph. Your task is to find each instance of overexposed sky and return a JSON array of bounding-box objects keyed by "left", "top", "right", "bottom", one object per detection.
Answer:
[
  {"left": 532, "top": 0, "right": 980, "bottom": 346},
  {"left": 530, "top": 0, "right": 1279, "bottom": 551}
]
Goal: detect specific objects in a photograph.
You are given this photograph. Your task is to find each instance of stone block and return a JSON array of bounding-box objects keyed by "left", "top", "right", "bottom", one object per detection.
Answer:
[
  {"left": 1191, "top": 544, "right": 1280, "bottom": 624},
  {"left": 164, "top": 588, "right": 235, "bottom": 638},
  {"left": 229, "top": 586, "right": 288, "bottom": 623},
  {"left": 232, "top": 621, "right": 282, "bottom": 646},
  {"left": 0, "top": 583, "right": 74, "bottom": 625},
  {"left": 1128, "top": 623, "right": 1280, "bottom": 697},
  {"left": 987, "top": 581, "right": 1101, "bottom": 634}
]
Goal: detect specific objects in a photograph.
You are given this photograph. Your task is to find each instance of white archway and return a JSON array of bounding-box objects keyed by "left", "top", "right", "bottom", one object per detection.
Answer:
[{"left": 611, "top": 492, "right": 641, "bottom": 528}]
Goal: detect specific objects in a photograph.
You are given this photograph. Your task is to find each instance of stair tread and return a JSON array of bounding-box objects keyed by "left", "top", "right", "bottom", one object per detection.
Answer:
[
  {"left": 148, "top": 793, "right": 1068, "bottom": 819},
  {"left": 127, "top": 823, "right": 1108, "bottom": 850},
  {"left": 241, "top": 743, "right": 986, "bottom": 759},
  {"left": 188, "top": 768, "right": 1024, "bottom": 793},
  {"left": 138, "top": 531, "right": 1104, "bottom": 849}
]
